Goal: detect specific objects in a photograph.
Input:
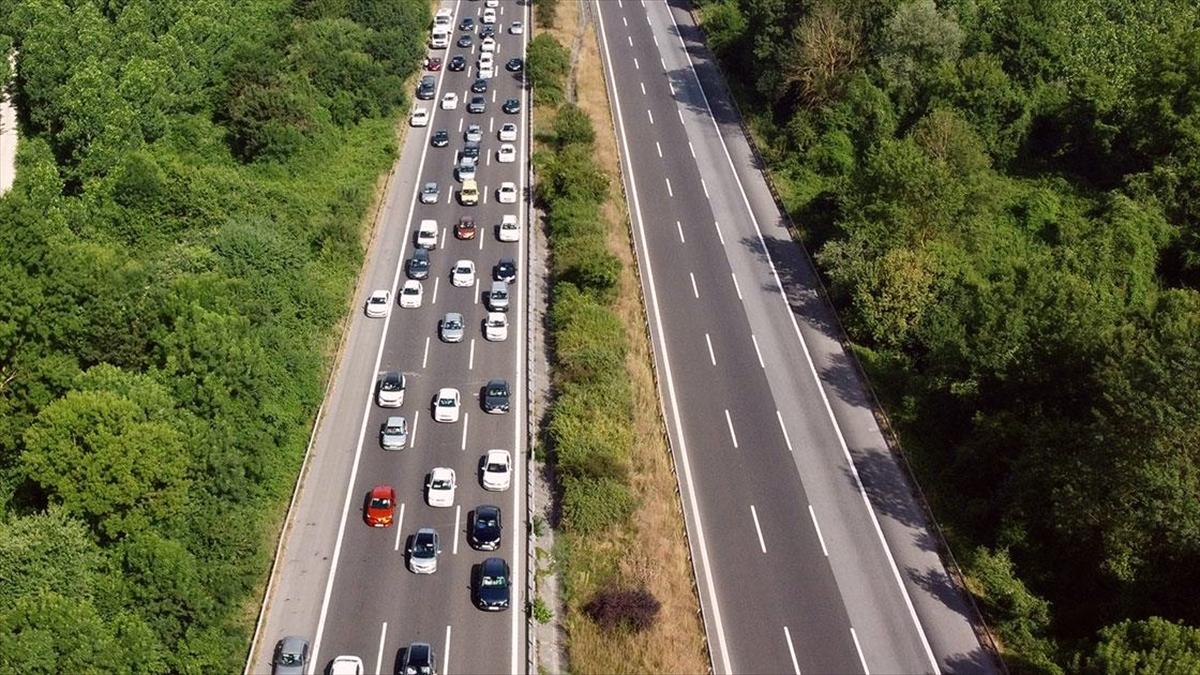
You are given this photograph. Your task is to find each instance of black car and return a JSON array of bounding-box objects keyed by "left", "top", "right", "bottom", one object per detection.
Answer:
[
  {"left": 468, "top": 96, "right": 486, "bottom": 114},
  {"left": 416, "top": 75, "right": 435, "bottom": 100},
  {"left": 431, "top": 129, "right": 450, "bottom": 147},
  {"left": 506, "top": 57, "right": 523, "bottom": 72},
  {"left": 448, "top": 55, "right": 466, "bottom": 71},
  {"left": 502, "top": 97, "right": 521, "bottom": 114},
  {"left": 470, "top": 505, "right": 502, "bottom": 551},
  {"left": 471, "top": 78, "right": 488, "bottom": 94},
  {"left": 459, "top": 17, "right": 474, "bottom": 31},
  {"left": 494, "top": 257, "right": 517, "bottom": 284},
  {"left": 401, "top": 642, "right": 437, "bottom": 675},
  {"left": 473, "top": 557, "right": 511, "bottom": 611},
  {"left": 482, "top": 378, "right": 510, "bottom": 414},
  {"left": 456, "top": 34, "right": 472, "bottom": 48},
  {"left": 406, "top": 248, "right": 430, "bottom": 280},
  {"left": 461, "top": 142, "right": 480, "bottom": 160},
  {"left": 480, "top": 25, "right": 495, "bottom": 39}
]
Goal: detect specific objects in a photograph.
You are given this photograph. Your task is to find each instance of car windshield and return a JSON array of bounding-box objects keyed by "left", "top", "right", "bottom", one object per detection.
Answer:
[
  {"left": 431, "top": 478, "right": 451, "bottom": 489},
  {"left": 403, "top": 286, "right": 419, "bottom": 295},
  {"left": 493, "top": 289, "right": 508, "bottom": 299},
  {"left": 279, "top": 653, "right": 302, "bottom": 665},
  {"left": 439, "top": 397, "right": 455, "bottom": 407},
  {"left": 382, "top": 380, "right": 400, "bottom": 391},
  {"left": 414, "top": 540, "right": 434, "bottom": 555},
  {"left": 487, "top": 461, "right": 507, "bottom": 472},
  {"left": 371, "top": 497, "right": 390, "bottom": 508},
  {"left": 386, "top": 424, "right": 403, "bottom": 434},
  {"left": 477, "top": 515, "right": 497, "bottom": 528},
  {"left": 481, "top": 574, "right": 506, "bottom": 587},
  {"left": 370, "top": 296, "right": 386, "bottom": 304},
  {"left": 488, "top": 386, "right": 506, "bottom": 397},
  {"left": 456, "top": 266, "right": 471, "bottom": 274},
  {"left": 488, "top": 317, "right": 504, "bottom": 326}
]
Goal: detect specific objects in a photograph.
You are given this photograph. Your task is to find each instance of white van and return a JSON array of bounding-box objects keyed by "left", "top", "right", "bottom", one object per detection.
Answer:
[
  {"left": 416, "top": 219, "right": 439, "bottom": 249},
  {"left": 430, "top": 25, "right": 450, "bottom": 49},
  {"left": 434, "top": 9, "right": 453, "bottom": 26}
]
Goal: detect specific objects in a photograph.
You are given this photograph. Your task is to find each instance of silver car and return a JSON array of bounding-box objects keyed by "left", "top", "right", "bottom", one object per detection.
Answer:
[
  {"left": 408, "top": 528, "right": 440, "bottom": 574},
  {"left": 377, "top": 371, "right": 405, "bottom": 407},
  {"left": 487, "top": 281, "right": 510, "bottom": 312},
  {"left": 456, "top": 155, "right": 476, "bottom": 181},
  {"left": 420, "top": 182, "right": 440, "bottom": 204},
  {"left": 381, "top": 416, "right": 408, "bottom": 450},
  {"left": 272, "top": 636, "right": 309, "bottom": 675},
  {"left": 440, "top": 312, "right": 465, "bottom": 343}
]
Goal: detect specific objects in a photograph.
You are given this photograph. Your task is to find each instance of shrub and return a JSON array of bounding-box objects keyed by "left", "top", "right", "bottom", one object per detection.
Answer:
[
  {"left": 584, "top": 585, "right": 661, "bottom": 633},
  {"left": 561, "top": 476, "right": 636, "bottom": 534},
  {"left": 535, "top": 144, "right": 609, "bottom": 206},
  {"left": 549, "top": 382, "right": 633, "bottom": 481},
  {"left": 550, "top": 291, "right": 627, "bottom": 382},
  {"left": 535, "top": 0, "right": 560, "bottom": 29},
  {"left": 968, "top": 547, "right": 1062, "bottom": 673},
  {"left": 532, "top": 596, "right": 553, "bottom": 624},
  {"left": 553, "top": 231, "right": 621, "bottom": 301},
  {"left": 527, "top": 33, "right": 569, "bottom": 105},
  {"left": 553, "top": 104, "right": 596, "bottom": 148}
]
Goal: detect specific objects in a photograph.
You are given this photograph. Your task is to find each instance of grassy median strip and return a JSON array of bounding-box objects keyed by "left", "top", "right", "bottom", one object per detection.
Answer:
[{"left": 531, "top": 2, "right": 709, "bottom": 672}]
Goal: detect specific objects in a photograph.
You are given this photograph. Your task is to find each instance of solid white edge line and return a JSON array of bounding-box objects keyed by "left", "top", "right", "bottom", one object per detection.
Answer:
[
  {"left": 809, "top": 504, "right": 830, "bottom": 557},
  {"left": 751, "top": 333, "right": 765, "bottom": 368},
  {"left": 750, "top": 504, "right": 766, "bottom": 553},
  {"left": 308, "top": 3, "right": 463, "bottom": 671},
  {"left": 594, "top": 3, "right": 732, "bottom": 673},
  {"left": 375, "top": 621, "right": 388, "bottom": 675},
  {"left": 444, "top": 624, "right": 453, "bottom": 675},
  {"left": 724, "top": 409, "right": 738, "bottom": 448},
  {"left": 705, "top": 332, "right": 715, "bottom": 366},
  {"left": 512, "top": 2, "right": 529, "bottom": 671},
  {"left": 394, "top": 503, "right": 406, "bottom": 551},
  {"left": 713, "top": 219, "right": 724, "bottom": 244},
  {"left": 784, "top": 626, "right": 802, "bottom": 675},
  {"left": 775, "top": 409, "right": 793, "bottom": 452},
  {"left": 663, "top": 3, "right": 940, "bottom": 670},
  {"left": 851, "top": 627, "right": 870, "bottom": 674}
]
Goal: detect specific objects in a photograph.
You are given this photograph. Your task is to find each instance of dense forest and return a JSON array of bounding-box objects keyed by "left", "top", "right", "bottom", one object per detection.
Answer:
[
  {"left": 0, "top": 0, "right": 427, "bottom": 671},
  {"left": 696, "top": 0, "right": 1200, "bottom": 670}
]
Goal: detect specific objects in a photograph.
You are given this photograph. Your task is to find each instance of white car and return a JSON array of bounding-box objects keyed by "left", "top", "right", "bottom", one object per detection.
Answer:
[
  {"left": 330, "top": 655, "right": 364, "bottom": 675},
  {"left": 499, "top": 123, "right": 517, "bottom": 142},
  {"left": 451, "top": 260, "right": 476, "bottom": 287},
  {"left": 465, "top": 123, "right": 483, "bottom": 143},
  {"left": 416, "top": 219, "right": 439, "bottom": 249},
  {"left": 498, "top": 214, "right": 520, "bottom": 242},
  {"left": 497, "top": 143, "right": 516, "bottom": 163},
  {"left": 433, "top": 387, "right": 461, "bottom": 423},
  {"left": 481, "top": 449, "right": 512, "bottom": 491},
  {"left": 497, "top": 182, "right": 517, "bottom": 204},
  {"left": 509, "top": 20, "right": 524, "bottom": 35},
  {"left": 485, "top": 0, "right": 498, "bottom": 7},
  {"left": 441, "top": 92, "right": 458, "bottom": 110},
  {"left": 435, "top": 8, "right": 453, "bottom": 23},
  {"left": 481, "top": 37, "right": 496, "bottom": 53},
  {"left": 482, "top": 8, "right": 496, "bottom": 24},
  {"left": 410, "top": 107, "right": 429, "bottom": 127},
  {"left": 365, "top": 290, "right": 391, "bottom": 318},
  {"left": 399, "top": 280, "right": 424, "bottom": 308},
  {"left": 479, "top": 63, "right": 495, "bottom": 79},
  {"left": 484, "top": 312, "right": 508, "bottom": 341},
  {"left": 479, "top": 53, "right": 494, "bottom": 71},
  {"left": 426, "top": 467, "right": 457, "bottom": 508}
]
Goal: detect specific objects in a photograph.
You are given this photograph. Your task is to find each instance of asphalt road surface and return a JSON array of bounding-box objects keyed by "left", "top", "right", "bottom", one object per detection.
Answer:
[
  {"left": 592, "top": 1, "right": 997, "bottom": 673},
  {"left": 246, "top": 2, "right": 529, "bottom": 673}
]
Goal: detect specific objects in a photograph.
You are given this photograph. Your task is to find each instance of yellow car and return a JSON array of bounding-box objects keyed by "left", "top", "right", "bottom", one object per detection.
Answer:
[{"left": 460, "top": 179, "right": 479, "bottom": 206}]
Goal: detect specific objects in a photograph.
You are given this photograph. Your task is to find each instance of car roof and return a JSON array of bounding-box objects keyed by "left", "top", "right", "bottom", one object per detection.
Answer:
[
  {"left": 407, "top": 643, "right": 432, "bottom": 662},
  {"left": 371, "top": 484, "right": 394, "bottom": 497},
  {"left": 385, "top": 416, "right": 405, "bottom": 426},
  {"left": 481, "top": 557, "right": 507, "bottom": 574},
  {"left": 487, "top": 378, "right": 508, "bottom": 388},
  {"left": 416, "top": 527, "right": 436, "bottom": 537},
  {"left": 412, "top": 248, "right": 429, "bottom": 259},
  {"left": 445, "top": 312, "right": 463, "bottom": 321},
  {"left": 486, "top": 448, "right": 510, "bottom": 461},
  {"left": 382, "top": 370, "right": 402, "bottom": 382},
  {"left": 476, "top": 504, "right": 500, "bottom": 517},
  {"left": 438, "top": 387, "right": 458, "bottom": 396},
  {"left": 431, "top": 467, "right": 454, "bottom": 479},
  {"left": 279, "top": 635, "right": 308, "bottom": 652}
]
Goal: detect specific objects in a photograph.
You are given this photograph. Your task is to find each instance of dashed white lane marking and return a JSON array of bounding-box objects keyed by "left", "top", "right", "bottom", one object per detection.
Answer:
[
  {"left": 622, "top": 15, "right": 627, "bottom": 25},
  {"left": 751, "top": 334, "right": 765, "bottom": 368},
  {"left": 705, "top": 333, "right": 716, "bottom": 365},
  {"left": 776, "top": 409, "right": 793, "bottom": 452},
  {"left": 660, "top": 56, "right": 666, "bottom": 70},
  {"left": 653, "top": 33, "right": 658, "bottom": 46},
  {"left": 393, "top": 503, "right": 405, "bottom": 551},
  {"left": 473, "top": 278, "right": 480, "bottom": 304},
  {"left": 656, "top": 141, "right": 662, "bottom": 157},
  {"left": 431, "top": 277, "right": 440, "bottom": 305},
  {"left": 690, "top": 272, "right": 699, "bottom": 298},
  {"left": 725, "top": 409, "right": 738, "bottom": 448},
  {"left": 458, "top": 117, "right": 464, "bottom": 132},
  {"left": 647, "top": 109, "right": 654, "bottom": 124},
  {"left": 784, "top": 627, "right": 802, "bottom": 675},
  {"left": 422, "top": 337, "right": 431, "bottom": 368},
  {"left": 731, "top": 272, "right": 743, "bottom": 300},
  {"left": 452, "top": 505, "right": 461, "bottom": 555},
  {"left": 634, "top": 57, "right": 639, "bottom": 70},
  {"left": 665, "top": 177, "right": 673, "bottom": 196},
  {"left": 713, "top": 219, "right": 725, "bottom": 244},
  {"left": 440, "top": 226, "right": 448, "bottom": 249},
  {"left": 851, "top": 628, "right": 869, "bottom": 674},
  {"left": 468, "top": 338, "right": 476, "bottom": 370},
  {"left": 443, "top": 625, "right": 452, "bottom": 675},
  {"left": 676, "top": 220, "right": 685, "bottom": 243},
  {"left": 750, "top": 505, "right": 767, "bottom": 553},
  {"left": 641, "top": 81, "right": 647, "bottom": 96},
  {"left": 701, "top": 178, "right": 710, "bottom": 198},
  {"left": 678, "top": 108, "right": 685, "bottom": 125},
  {"left": 628, "top": 35, "right": 633, "bottom": 46},
  {"left": 410, "top": 412, "right": 420, "bottom": 449},
  {"left": 460, "top": 413, "right": 469, "bottom": 450},
  {"left": 446, "top": 189, "right": 453, "bottom": 205},
  {"left": 668, "top": 80, "right": 674, "bottom": 95},
  {"left": 688, "top": 140, "right": 695, "bottom": 158},
  {"left": 376, "top": 622, "right": 388, "bottom": 675},
  {"left": 809, "top": 504, "right": 829, "bottom": 557}
]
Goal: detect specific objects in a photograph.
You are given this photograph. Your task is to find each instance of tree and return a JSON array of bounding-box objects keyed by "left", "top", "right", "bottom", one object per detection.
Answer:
[
  {"left": 700, "top": 1, "right": 747, "bottom": 60},
  {"left": 0, "top": 510, "right": 104, "bottom": 612},
  {"left": 1084, "top": 618, "right": 1200, "bottom": 674},
  {"left": 552, "top": 104, "right": 595, "bottom": 148},
  {"left": 778, "top": 2, "right": 862, "bottom": 109},
  {"left": 877, "top": 0, "right": 964, "bottom": 111}
]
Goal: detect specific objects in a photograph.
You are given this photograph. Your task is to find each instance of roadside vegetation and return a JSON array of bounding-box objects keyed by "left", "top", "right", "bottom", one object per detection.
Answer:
[
  {"left": 0, "top": 1, "right": 427, "bottom": 671},
  {"left": 532, "top": 4, "right": 708, "bottom": 672},
  {"left": 695, "top": 0, "right": 1200, "bottom": 670}
]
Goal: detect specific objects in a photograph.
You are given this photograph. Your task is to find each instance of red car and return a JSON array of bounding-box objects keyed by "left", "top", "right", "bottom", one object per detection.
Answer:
[
  {"left": 455, "top": 216, "right": 477, "bottom": 240},
  {"left": 365, "top": 485, "right": 397, "bottom": 527},
  {"left": 425, "top": 56, "right": 442, "bottom": 71}
]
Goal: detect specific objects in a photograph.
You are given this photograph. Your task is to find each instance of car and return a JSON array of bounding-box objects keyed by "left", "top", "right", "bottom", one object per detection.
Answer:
[
  {"left": 506, "top": 57, "right": 523, "bottom": 72},
  {"left": 479, "top": 25, "right": 495, "bottom": 39},
  {"left": 433, "top": 387, "right": 461, "bottom": 423},
  {"left": 440, "top": 312, "right": 465, "bottom": 343},
  {"left": 441, "top": 92, "right": 458, "bottom": 110},
  {"left": 407, "top": 248, "right": 430, "bottom": 279},
  {"left": 486, "top": 280, "right": 510, "bottom": 311},
  {"left": 494, "top": 257, "right": 517, "bottom": 284},
  {"left": 456, "top": 155, "right": 477, "bottom": 181},
  {"left": 451, "top": 260, "right": 476, "bottom": 287},
  {"left": 468, "top": 95, "right": 486, "bottom": 113},
  {"left": 483, "top": 378, "right": 510, "bottom": 414},
  {"left": 425, "top": 56, "right": 442, "bottom": 71},
  {"left": 465, "top": 123, "right": 483, "bottom": 143},
  {"left": 401, "top": 642, "right": 437, "bottom": 675},
  {"left": 399, "top": 279, "right": 423, "bottom": 308},
  {"left": 448, "top": 55, "right": 466, "bottom": 71},
  {"left": 459, "top": 17, "right": 475, "bottom": 31},
  {"left": 479, "top": 62, "right": 495, "bottom": 79},
  {"left": 482, "top": 449, "right": 512, "bottom": 491},
  {"left": 455, "top": 216, "right": 477, "bottom": 240},
  {"left": 497, "top": 182, "right": 518, "bottom": 204},
  {"left": 498, "top": 214, "right": 520, "bottom": 242},
  {"left": 470, "top": 504, "right": 502, "bottom": 550},
  {"left": 510, "top": 20, "right": 524, "bottom": 35},
  {"left": 479, "top": 51, "right": 495, "bottom": 68},
  {"left": 410, "top": 108, "right": 429, "bottom": 127},
  {"left": 365, "top": 485, "right": 396, "bottom": 527},
  {"left": 330, "top": 655, "right": 364, "bottom": 675},
  {"left": 431, "top": 128, "right": 450, "bottom": 147},
  {"left": 430, "top": 27, "right": 450, "bottom": 49},
  {"left": 407, "top": 528, "right": 440, "bottom": 574},
  {"left": 456, "top": 34, "right": 472, "bottom": 48},
  {"left": 426, "top": 467, "right": 457, "bottom": 507},
  {"left": 416, "top": 75, "right": 435, "bottom": 100},
  {"left": 272, "top": 636, "right": 309, "bottom": 675},
  {"left": 461, "top": 141, "right": 481, "bottom": 160},
  {"left": 421, "top": 181, "right": 440, "bottom": 204},
  {"left": 499, "top": 122, "right": 517, "bottom": 142},
  {"left": 481, "top": 7, "right": 496, "bottom": 24},
  {"left": 416, "top": 219, "right": 439, "bottom": 249},
  {"left": 473, "top": 557, "right": 511, "bottom": 611},
  {"left": 380, "top": 415, "right": 408, "bottom": 450},
  {"left": 497, "top": 143, "right": 516, "bottom": 163},
  {"left": 484, "top": 312, "right": 508, "bottom": 341},
  {"left": 377, "top": 371, "right": 406, "bottom": 407},
  {"left": 459, "top": 179, "right": 479, "bottom": 206},
  {"left": 365, "top": 290, "right": 391, "bottom": 318},
  {"left": 503, "top": 97, "right": 521, "bottom": 114},
  {"left": 434, "top": 8, "right": 453, "bottom": 23},
  {"left": 485, "top": 0, "right": 499, "bottom": 7},
  {"left": 481, "top": 37, "right": 496, "bottom": 53},
  {"left": 471, "top": 77, "right": 488, "bottom": 94}
]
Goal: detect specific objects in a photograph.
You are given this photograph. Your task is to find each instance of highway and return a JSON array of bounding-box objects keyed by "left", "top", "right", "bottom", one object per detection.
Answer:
[
  {"left": 247, "top": 1, "right": 529, "bottom": 673},
  {"left": 592, "top": 1, "right": 996, "bottom": 673}
]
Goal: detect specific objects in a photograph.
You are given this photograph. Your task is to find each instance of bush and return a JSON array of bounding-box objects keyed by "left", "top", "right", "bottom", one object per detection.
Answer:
[
  {"left": 549, "top": 382, "right": 633, "bottom": 482},
  {"left": 553, "top": 104, "right": 596, "bottom": 148},
  {"left": 535, "top": 144, "right": 609, "bottom": 206},
  {"left": 968, "top": 547, "right": 1062, "bottom": 673},
  {"left": 527, "top": 33, "right": 569, "bottom": 105},
  {"left": 535, "top": 0, "right": 561, "bottom": 29},
  {"left": 584, "top": 585, "right": 661, "bottom": 633},
  {"left": 561, "top": 476, "right": 637, "bottom": 534},
  {"left": 553, "top": 232, "right": 621, "bottom": 301},
  {"left": 551, "top": 291, "right": 626, "bottom": 381},
  {"left": 1083, "top": 618, "right": 1200, "bottom": 674},
  {"left": 532, "top": 596, "right": 554, "bottom": 624}
]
